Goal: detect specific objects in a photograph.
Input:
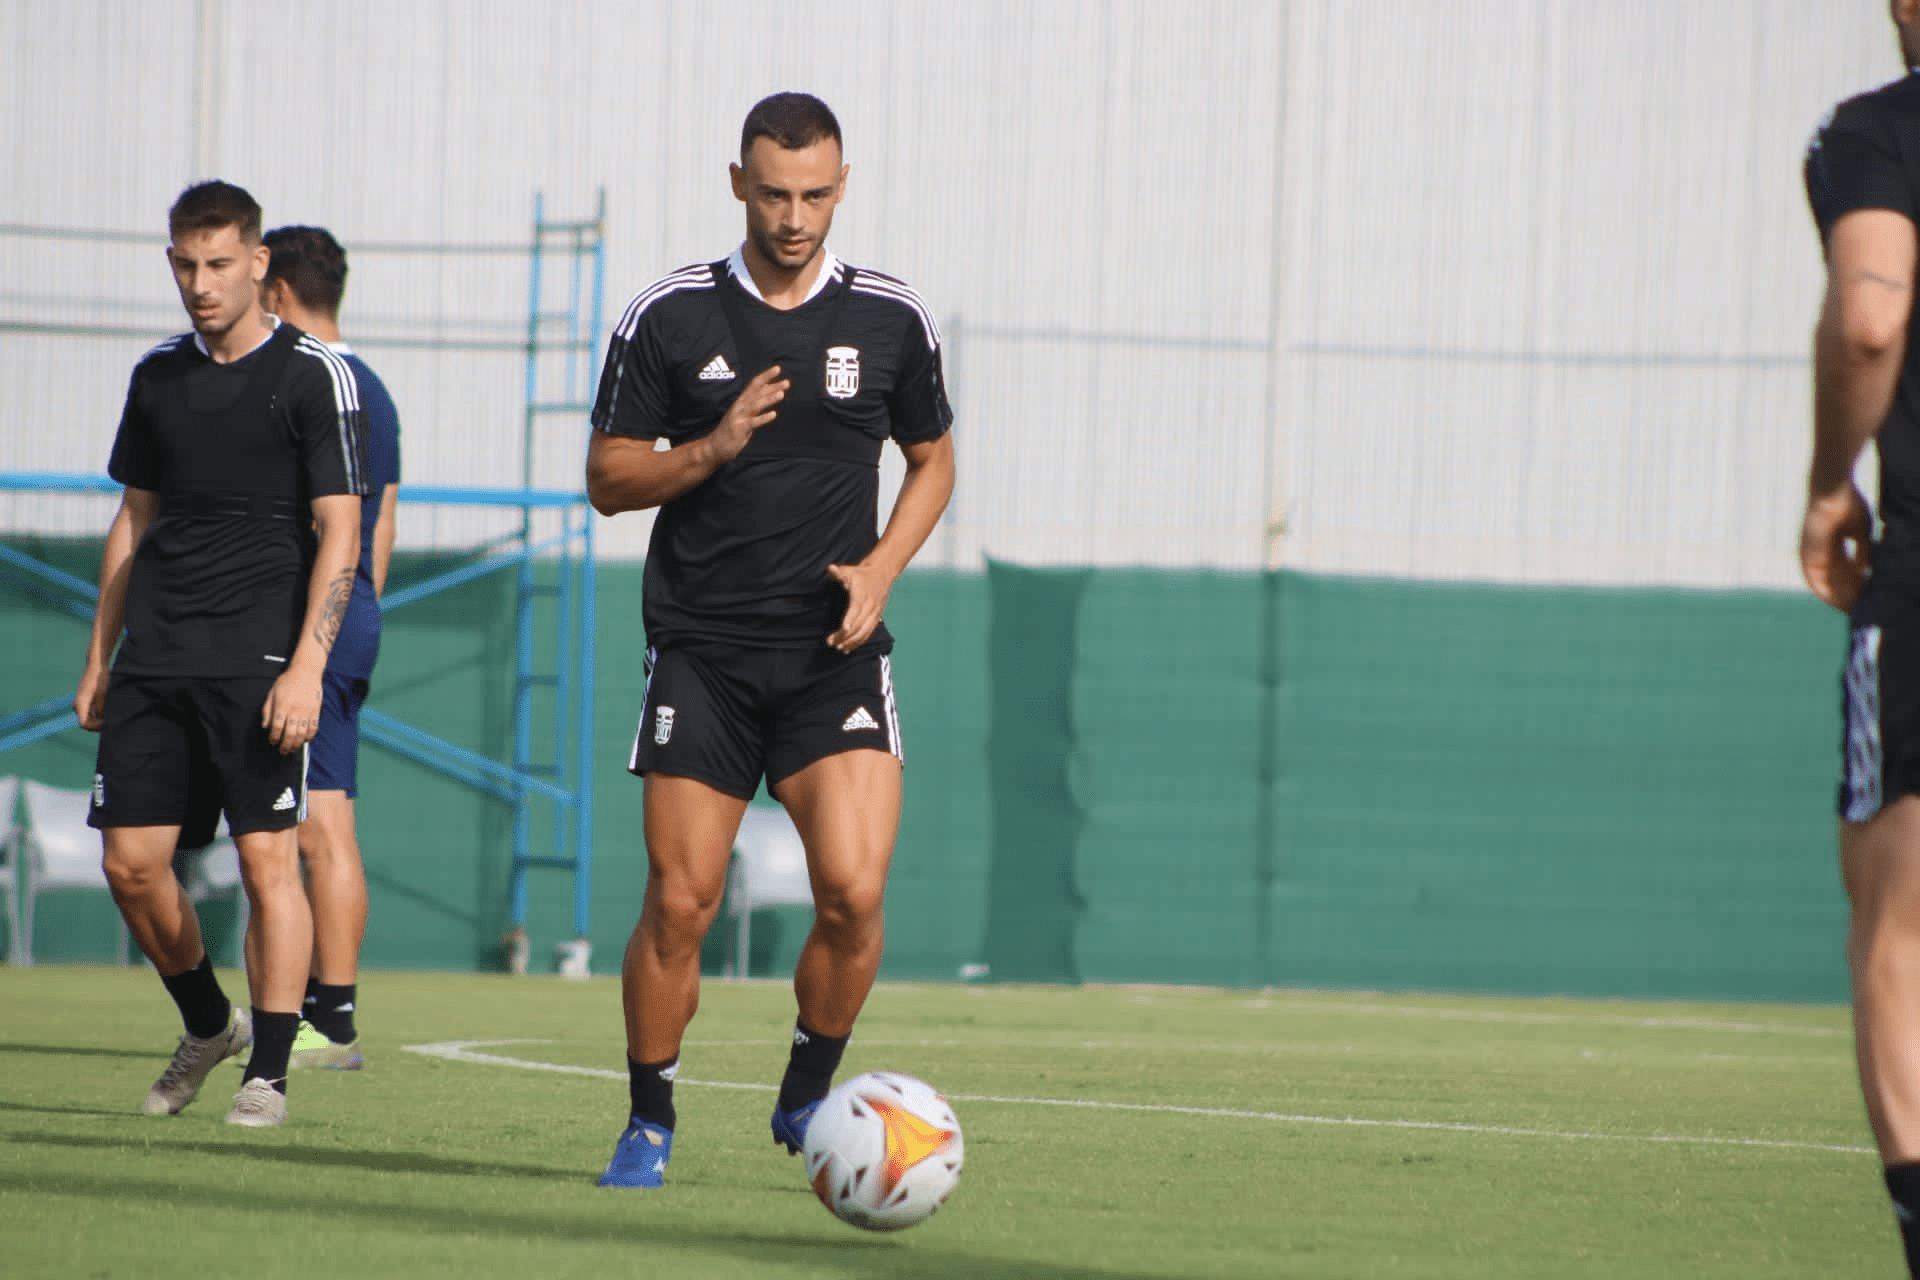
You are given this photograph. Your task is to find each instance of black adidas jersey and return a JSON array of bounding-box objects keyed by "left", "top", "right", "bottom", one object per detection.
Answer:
[
  {"left": 1808, "top": 70, "right": 1920, "bottom": 587},
  {"left": 591, "top": 248, "right": 954, "bottom": 650},
  {"left": 108, "top": 320, "right": 369, "bottom": 679}
]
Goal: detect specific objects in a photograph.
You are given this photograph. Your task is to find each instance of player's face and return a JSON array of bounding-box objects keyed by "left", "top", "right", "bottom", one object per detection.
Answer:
[
  {"left": 167, "top": 225, "right": 268, "bottom": 339},
  {"left": 731, "top": 137, "right": 847, "bottom": 273}
]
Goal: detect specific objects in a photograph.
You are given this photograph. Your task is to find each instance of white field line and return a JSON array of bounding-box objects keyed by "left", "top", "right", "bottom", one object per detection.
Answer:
[
  {"left": 402, "top": 1039, "right": 1873, "bottom": 1157},
  {"left": 1242, "top": 999, "right": 1849, "bottom": 1038}
]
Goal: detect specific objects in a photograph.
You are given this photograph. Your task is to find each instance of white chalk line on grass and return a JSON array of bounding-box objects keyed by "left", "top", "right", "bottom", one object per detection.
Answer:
[
  {"left": 1246, "top": 999, "right": 1849, "bottom": 1038},
  {"left": 402, "top": 1039, "right": 1873, "bottom": 1157}
]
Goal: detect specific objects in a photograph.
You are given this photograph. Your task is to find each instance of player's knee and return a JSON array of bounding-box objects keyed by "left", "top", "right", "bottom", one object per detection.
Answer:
[
  {"left": 811, "top": 879, "right": 885, "bottom": 937},
  {"left": 1852, "top": 914, "right": 1920, "bottom": 989},
  {"left": 100, "top": 848, "right": 164, "bottom": 900},
  {"left": 646, "top": 875, "right": 725, "bottom": 935}
]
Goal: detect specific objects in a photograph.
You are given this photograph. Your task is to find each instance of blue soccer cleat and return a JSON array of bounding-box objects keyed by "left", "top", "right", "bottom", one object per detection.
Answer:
[
  {"left": 598, "top": 1118, "right": 673, "bottom": 1187},
  {"left": 770, "top": 1099, "right": 821, "bottom": 1155}
]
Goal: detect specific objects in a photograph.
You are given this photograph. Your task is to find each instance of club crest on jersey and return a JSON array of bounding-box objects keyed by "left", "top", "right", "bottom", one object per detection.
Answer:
[
  {"left": 654, "top": 705, "right": 675, "bottom": 745},
  {"left": 824, "top": 345, "right": 860, "bottom": 399}
]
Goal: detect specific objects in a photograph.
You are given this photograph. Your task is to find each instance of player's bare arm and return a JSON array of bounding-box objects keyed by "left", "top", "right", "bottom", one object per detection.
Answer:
[
  {"left": 826, "top": 432, "right": 956, "bottom": 653},
  {"left": 74, "top": 486, "right": 158, "bottom": 731},
  {"left": 263, "top": 492, "right": 360, "bottom": 752},
  {"left": 372, "top": 481, "right": 399, "bottom": 598},
  {"left": 587, "top": 365, "right": 788, "bottom": 515},
  {"left": 1805, "top": 208, "right": 1918, "bottom": 611}
]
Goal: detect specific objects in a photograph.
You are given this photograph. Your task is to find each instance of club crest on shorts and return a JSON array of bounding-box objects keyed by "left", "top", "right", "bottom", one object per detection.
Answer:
[
  {"left": 654, "top": 705, "right": 676, "bottom": 745},
  {"left": 824, "top": 345, "right": 860, "bottom": 399}
]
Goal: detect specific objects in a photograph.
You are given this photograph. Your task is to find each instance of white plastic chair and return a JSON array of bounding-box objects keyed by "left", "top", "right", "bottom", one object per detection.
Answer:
[
  {"left": 0, "top": 776, "right": 21, "bottom": 963},
  {"left": 725, "top": 804, "right": 814, "bottom": 978},
  {"left": 19, "top": 779, "right": 127, "bottom": 966}
]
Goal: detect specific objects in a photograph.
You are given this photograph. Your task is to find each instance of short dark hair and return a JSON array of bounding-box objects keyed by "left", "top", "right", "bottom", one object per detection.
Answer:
[
  {"left": 262, "top": 225, "right": 349, "bottom": 315},
  {"left": 740, "top": 92, "right": 842, "bottom": 159},
  {"left": 168, "top": 180, "right": 262, "bottom": 244}
]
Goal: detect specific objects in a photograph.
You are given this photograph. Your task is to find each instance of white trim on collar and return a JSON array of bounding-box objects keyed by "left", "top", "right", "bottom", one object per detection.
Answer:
[
  {"left": 195, "top": 313, "right": 279, "bottom": 360},
  {"left": 726, "top": 244, "right": 842, "bottom": 304}
]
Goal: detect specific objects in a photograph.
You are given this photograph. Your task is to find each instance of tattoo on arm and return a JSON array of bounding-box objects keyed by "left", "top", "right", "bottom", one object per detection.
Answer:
[
  {"left": 1853, "top": 268, "right": 1912, "bottom": 293},
  {"left": 314, "top": 568, "right": 353, "bottom": 651}
]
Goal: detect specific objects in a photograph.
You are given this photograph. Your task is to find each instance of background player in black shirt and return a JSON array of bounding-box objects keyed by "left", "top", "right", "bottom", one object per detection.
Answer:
[
  {"left": 73, "top": 182, "right": 366, "bottom": 1128},
  {"left": 1804, "top": 5, "right": 1920, "bottom": 1272},
  {"left": 586, "top": 93, "right": 956, "bottom": 1187}
]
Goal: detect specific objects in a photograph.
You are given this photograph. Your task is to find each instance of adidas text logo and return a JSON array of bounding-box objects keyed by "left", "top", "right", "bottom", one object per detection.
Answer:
[
  {"left": 697, "top": 354, "right": 735, "bottom": 381},
  {"left": 842, "top": 706, "right": 880, "bottom": 733},
  {"left": 272, "top": 787, "right": 297, "bottom": 812}
]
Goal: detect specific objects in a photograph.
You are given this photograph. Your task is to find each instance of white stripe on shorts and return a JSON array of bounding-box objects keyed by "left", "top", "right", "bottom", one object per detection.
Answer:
[
  {"left": 1844, "top": 625, "right": 1884, "bottom": 823},
  {"left": 880, "top": 654, "right": 904, "bottom": 764},
  {"left": 629, "top": 646, "right": 658, "bottom": 772},
  {"left": 297, "top": 743, "right": 311, "bottom": 824}
]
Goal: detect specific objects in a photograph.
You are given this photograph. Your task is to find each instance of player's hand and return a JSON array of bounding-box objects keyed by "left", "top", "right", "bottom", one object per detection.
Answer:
[
  {"left": 73, "top": 663, "right": 109, "bottom": 733},
  {"left": 826, "top": 561, "right": 894, "bottom": 654},
  {"left": 261, "top": 668, "right": 324, "bottom": 753},
  {"left": 702, "top": 366, "right": 788, "bottom": 467},
  {"left": 1801, "top": 485, "right": 1874, "bottom": 613}
]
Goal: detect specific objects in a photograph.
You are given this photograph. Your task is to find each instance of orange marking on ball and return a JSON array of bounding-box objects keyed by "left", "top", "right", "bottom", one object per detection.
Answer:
[{"left": 867, "top": 1095, "right": 956, "bottom": 1197}]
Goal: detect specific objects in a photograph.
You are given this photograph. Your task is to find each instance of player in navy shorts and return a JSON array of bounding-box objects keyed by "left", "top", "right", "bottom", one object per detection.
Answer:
[{"left": 258, "top": 226, "right": 401, "bottom": 1072}]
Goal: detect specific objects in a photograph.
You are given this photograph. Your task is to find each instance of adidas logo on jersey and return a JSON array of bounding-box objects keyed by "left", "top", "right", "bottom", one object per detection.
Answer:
[
  {"left": 697, "top": 354, "right": 735, "bottom": 382},
  {"left": 272, "top": 787, "right": 297, "bottom": 812},
  {"left": 842, "top": 706, "right": 880, "bottom": 733}
]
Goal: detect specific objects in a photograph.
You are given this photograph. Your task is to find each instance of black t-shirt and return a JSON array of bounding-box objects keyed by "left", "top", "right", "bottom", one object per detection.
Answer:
[
  {"left": 1807, "top": 71, "right": 1920, "bottom": 587},
  {"left": 590, "top": 250, "right": 954, "bottom": 650},
  {"left": 108, "top": 320, "right": 369, "bottom": 678}
]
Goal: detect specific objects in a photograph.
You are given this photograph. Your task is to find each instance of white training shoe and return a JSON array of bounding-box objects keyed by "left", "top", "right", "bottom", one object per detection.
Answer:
[
  {"left": 224, "top": 1078, "right": 288, "bottom": 1127},
  {"left": 142, "top": 1005, "right": 253, "bottom": 1116}
]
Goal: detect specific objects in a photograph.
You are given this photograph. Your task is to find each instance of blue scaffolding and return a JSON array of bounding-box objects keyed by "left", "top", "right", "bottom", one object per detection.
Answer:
[{"left": 0, "top": 193, "right": 607, "bottom": 955}]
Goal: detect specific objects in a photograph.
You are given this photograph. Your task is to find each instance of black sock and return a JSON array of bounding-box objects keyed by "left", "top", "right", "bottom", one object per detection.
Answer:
[
  {"left": 245, "top": 1010, "right": 300, "bottom": 1094},
  {"left": 778, "top": 1022, "right": 848, "bottom": 1112},
  {"left": 159, "top": 954, "right": 230, "bottom": 1041},
  {"left": 1887, "top": 1163, "right": 1920, "bottom": 1277},
  {"left": 305, "top": 982, "right": 357, "bottom": 1044},
  {"left": 628, "top": 1056, "right": 678, "bottom": 1131}
]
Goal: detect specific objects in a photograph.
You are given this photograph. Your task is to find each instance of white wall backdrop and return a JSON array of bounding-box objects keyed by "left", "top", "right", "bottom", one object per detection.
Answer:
[{"left": 0, "top": 0, "right": 1899, "bottom": 586}]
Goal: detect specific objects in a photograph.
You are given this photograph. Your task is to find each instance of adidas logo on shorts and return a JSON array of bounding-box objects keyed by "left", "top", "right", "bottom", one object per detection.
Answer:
[
  {"left": 842, "top": 706, "right": 880, "bottom": 733},
  {"left": 697, "top": 354, "right": 735, "bottom": 382},
  {"left": 272, "top": 787, "right": 297, "bottom": 812}
]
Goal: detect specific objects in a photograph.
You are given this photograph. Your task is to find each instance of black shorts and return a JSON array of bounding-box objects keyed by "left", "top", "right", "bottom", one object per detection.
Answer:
[
  {"left": 89, "top": 674, "right": 309, "bottom": 837},
  {"left": 1839, "top": 600, "right": 1920, "bottom": 822},
  {"left": 628, "top": 642, "right": 903, "bottom": 799}
]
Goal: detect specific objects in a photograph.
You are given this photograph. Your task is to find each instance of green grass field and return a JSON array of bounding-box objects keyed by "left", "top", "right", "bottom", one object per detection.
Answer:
[{"left": 0, "top": 966, "right": 1895, "bottom": 1278}]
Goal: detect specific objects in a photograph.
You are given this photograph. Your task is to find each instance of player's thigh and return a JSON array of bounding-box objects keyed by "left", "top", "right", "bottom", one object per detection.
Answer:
[
  {"left": 627, "top": 645, "right": 766, "bottom": 803},
  {"left": 766, "top": 649, "right": 903, "bottom": 910},
  {"left": 771, "top": 750, "right": 900, "bottom": 913},
  {"left": 306, "top": 672, "right": 368, "bottom": 798},
  {"left": 90, "top": 676, "right": 198, "bottom": 830},
  {"left": 642, "top": 773, "right": 750, "bottom": 911},
  {"left": 192, "top": 676, "right": 309, "bottom": 837}
]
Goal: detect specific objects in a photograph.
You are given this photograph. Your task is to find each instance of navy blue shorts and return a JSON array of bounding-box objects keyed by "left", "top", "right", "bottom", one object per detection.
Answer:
[{"left": 309, "top": 670, "right": 370, "bottom": 797}]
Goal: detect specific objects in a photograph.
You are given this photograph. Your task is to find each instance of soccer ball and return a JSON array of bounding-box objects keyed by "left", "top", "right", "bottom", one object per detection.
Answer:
[{"left": 802, "top": 1071, "right": 964, "bottom": 1231}]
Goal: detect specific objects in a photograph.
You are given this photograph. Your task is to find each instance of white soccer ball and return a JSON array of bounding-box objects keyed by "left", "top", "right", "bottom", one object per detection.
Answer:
[{"left": 801, "top": 1070, "right": 964, "bottom": 1231}]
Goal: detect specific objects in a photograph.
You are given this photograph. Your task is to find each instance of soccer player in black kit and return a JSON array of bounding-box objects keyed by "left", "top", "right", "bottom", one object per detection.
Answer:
[
  {"left": 586, "top": 93, "right": 955, "bottom": 1187},
  {"left": 1805, "top": 4, "right": 1920, "bottom": 1272},
  {"left": 73, "top": 181, "right": 366, "bottom": 1128}
]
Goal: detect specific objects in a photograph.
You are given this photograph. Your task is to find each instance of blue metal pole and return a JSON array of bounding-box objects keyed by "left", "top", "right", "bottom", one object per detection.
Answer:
[
  {"left": 553, "top": 507, "right": 574, "bottom": 858},
  {"left": 574, "top": 507, "right": 596, "bottom": 940}
]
